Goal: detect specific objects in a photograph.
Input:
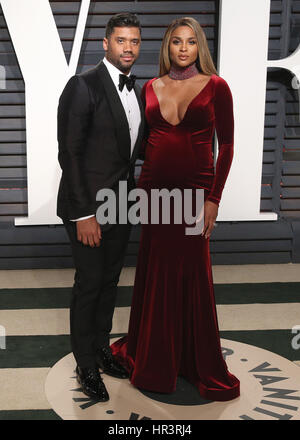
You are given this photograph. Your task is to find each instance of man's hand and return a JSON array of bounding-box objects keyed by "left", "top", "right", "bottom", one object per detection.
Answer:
[
  {"left": 201, "top": 200, "right": 218, "bottom": 239},
  {"left": 76, "top": 216, "right": 102, "bottom": 247}
]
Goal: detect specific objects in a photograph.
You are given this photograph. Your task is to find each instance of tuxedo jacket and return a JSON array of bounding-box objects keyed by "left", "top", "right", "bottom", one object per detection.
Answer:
[{"left": 56, "top": 60, "right": 145, "bottom": 224}]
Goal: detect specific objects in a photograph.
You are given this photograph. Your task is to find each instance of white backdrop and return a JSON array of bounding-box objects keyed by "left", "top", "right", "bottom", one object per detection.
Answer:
[{"left": 0, "top": 0, "right": 299, "bottom": 225}]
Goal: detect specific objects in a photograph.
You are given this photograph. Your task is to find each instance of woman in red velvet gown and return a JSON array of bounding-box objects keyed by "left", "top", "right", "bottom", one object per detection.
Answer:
[{"left": 111, "top": 17, "right": 240, "bottom": 401}]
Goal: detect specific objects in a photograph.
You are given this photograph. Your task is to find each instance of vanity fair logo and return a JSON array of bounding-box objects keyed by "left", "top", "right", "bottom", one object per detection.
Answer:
[
  {"left": 45, "top": 339, "right": 300, "bottom": 420},
  {"left": 1, "top": 0, "right": 300, "bottom": 226}
]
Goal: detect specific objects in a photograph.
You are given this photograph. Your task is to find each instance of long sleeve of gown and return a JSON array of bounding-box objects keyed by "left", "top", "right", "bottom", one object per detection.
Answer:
[{"left": 206, "top": 77, "right": 234, "bottom": 206}]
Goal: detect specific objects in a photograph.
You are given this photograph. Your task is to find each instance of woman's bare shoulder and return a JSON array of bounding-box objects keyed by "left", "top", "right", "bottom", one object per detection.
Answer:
[{"left": 152, "top": 74, "right": 169, "bottom": 88}]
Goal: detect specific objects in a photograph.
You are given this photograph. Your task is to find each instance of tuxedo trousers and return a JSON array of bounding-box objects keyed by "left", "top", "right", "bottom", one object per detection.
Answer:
[{"left": 64, "top": 218, "right": 132, "bottom": 368}]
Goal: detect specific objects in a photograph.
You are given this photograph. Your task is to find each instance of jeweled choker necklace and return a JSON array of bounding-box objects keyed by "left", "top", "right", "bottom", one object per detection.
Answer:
[{"left": 168, "top": 62, "right": 200, "bottom": 80}]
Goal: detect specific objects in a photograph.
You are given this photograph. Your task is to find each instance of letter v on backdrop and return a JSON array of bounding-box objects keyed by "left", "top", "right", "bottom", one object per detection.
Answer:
[
  {"left": 1, "top": 0, "right": 299, "bottom": 224},
  {"left": 0, "top": 0, "right": 91, "bottom": 225}
]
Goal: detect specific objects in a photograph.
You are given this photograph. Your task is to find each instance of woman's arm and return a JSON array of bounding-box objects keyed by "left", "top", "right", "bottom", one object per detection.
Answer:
[{"left": 206, "top": 76, "right": 234, "bottom": 206}]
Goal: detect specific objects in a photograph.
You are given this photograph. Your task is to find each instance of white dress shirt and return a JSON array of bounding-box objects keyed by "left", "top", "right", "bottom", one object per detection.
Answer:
[
  {"left": 103, "top": 57, "right": 141, "bottom": 152},
  {"left": 71, "top": 57, "right": 141, "bottom": 222}
]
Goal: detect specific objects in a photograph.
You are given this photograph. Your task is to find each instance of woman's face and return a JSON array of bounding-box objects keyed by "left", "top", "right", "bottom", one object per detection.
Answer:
[{"left": 169, "top": 26, "right": 198, "bottom": 69}]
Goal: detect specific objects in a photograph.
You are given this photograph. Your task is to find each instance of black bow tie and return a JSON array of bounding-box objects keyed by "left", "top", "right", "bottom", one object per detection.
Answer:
[{"left": 118, "top": 74, "right": 136, "bottom": 92}]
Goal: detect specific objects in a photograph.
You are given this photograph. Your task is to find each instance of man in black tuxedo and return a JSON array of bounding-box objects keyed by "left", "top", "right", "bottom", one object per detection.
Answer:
[{"left": 57, "top": 13, "right": 144, "bottom": 401}]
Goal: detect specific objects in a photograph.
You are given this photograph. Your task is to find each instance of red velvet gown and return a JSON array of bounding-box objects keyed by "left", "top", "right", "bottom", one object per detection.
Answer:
[{"left": 110, "top": 74, "right": 240, "bottom": 401}]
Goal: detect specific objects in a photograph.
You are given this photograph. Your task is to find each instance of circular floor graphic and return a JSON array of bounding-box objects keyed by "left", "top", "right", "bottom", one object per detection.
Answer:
[{"left": 45, "top": 338, "right": 300, "bottom": 420}]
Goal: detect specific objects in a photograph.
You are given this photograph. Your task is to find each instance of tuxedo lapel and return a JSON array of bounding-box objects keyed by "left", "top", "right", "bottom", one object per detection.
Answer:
[
  {"left": 130, "top": 83, "right": 145, "bottom": 164},
  {"left": 96, "top": 61, "right": 131, "bottom": 161}
]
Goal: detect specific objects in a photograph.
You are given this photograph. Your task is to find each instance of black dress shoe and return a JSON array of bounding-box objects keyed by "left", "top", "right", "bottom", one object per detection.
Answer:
[
  {"left": 76, "top": 366, "right": 109, "bottom": 401},
  {"left": 96, "top": 346, "right": 129, "bottom": 379}
]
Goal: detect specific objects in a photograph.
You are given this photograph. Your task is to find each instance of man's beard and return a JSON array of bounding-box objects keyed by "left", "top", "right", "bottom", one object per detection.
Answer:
[
  {"left": 107, "top": 51, "right": 135, "bottom": 73},
  {"left": 118, "top": 56, "right": 135, "bottom": 73}
]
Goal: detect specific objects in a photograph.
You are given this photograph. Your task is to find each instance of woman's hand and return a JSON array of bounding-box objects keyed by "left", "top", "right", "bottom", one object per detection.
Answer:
[{"left": 201, "top": 200, "right": 218, "bottom": 239}]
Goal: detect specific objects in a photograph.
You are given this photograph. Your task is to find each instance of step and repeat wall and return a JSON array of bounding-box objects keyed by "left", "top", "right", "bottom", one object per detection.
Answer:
[{"left": 0, "top": 0, "right": 299, "bottom": 268}]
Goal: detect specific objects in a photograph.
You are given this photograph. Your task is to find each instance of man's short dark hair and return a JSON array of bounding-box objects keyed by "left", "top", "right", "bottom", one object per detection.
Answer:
[{"left": 105, "top": 12, "right": 141, "bottom": 39}]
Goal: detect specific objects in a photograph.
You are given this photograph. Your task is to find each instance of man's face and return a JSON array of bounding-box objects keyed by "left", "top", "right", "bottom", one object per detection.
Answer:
[{"left": 103, "top": 26, "right": 141, "bottom": 74}]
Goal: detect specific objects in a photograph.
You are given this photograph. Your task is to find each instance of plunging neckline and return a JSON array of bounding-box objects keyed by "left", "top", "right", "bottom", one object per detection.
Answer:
[{"left": 150, "top": 74, "right": 214, "bottom": 127}]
